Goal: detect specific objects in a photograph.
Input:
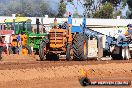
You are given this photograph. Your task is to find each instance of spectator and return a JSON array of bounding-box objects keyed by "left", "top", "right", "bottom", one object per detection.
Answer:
[
  {"left": 127, "top": 24, "right": 132, "bottom": 39},
  {"left": 5, "top": 41, "right": 8, "bottom": 54},
  {"left": 10, "top": 35, "right": 13, "bottom": 43},
  {"left": 4, "top": 35, "right": 10, "bottom": 54},
  {"left": 58, "top": 25, "right": 62, "bottom": 29},
  {"left": 17, "top": 34, "right": 22, "bottom": 54},
  {"left": 30, "top": 40, "right": 33, "bottom": 53}
]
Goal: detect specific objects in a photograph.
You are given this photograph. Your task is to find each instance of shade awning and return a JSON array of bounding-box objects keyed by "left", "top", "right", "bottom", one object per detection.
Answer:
[{"left": 5, "top": 17, "right": 32, "bottom": 23}]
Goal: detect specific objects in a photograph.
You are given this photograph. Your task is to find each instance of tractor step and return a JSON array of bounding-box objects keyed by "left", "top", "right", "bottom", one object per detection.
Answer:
[{"left": 48, "top": 51, "right": 65, "bottom": 54}]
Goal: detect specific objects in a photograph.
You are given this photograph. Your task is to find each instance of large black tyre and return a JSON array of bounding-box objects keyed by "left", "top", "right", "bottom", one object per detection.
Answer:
[
  {"left": 0, "top": 46, "right": 7, "bottom": 54},
  {"left": 73, "top": 33, "right": 88, "bottom": 61},
  {"left": 79, "top": 77, "right": 91, "bottom": 86},
  {"left": 0, "top": 47, "right": 2, "bottom": 60},
  {"left": 8, "top": 46, "right": 13, "bottom": 54},
  {"left": 0, "top": 46, "right": 14, "bottom": 54},
  {"left": 8, "top": 46, "right": 19, "bottom": 54},
  {"left": 66, "top": 44, "right": 73, "bottom": 61},
  {"left": 39, "top": 42, "right": 47, "bottom": 61},
  {"left": 22, "top": 45, "right": 32, "bottom": 54},
  {"left": 111, "top": 46, "right": 122, "bottom": 60}
]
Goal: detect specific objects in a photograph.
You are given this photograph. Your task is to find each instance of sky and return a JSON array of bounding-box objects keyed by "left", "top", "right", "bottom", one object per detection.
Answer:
[{"left": 66, "top": 0, "right": 84, "bottom": 15}]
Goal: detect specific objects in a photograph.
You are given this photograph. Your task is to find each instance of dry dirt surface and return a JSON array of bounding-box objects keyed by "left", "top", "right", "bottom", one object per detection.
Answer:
[{"left": 0, "top": 55, "right": 132, "bottom": 88}]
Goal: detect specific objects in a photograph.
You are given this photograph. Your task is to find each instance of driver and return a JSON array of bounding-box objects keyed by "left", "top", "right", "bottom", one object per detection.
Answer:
[
  {"left": 58, "top": 25, "right": 62, "bottom": 29},
  {"left": 62, "top": 22, "right": 68, "bottom": 29},
  {"left": 127, "top": 24, "right": 132, "bottom": 39},
  {"left": 127, "top": 24, "right": 132, "bottom": 35}
]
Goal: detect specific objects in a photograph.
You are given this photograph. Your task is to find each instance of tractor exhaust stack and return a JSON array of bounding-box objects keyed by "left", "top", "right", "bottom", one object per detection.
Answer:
[{"left": 36, "top": 18, "right": 40, "bottom": 34}]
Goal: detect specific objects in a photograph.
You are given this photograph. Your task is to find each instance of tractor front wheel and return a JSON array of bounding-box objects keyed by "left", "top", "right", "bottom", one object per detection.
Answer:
[
  {"left": 8, "top": 46, "right": 19, "bottom": 54},
  {"left": 66, "top": 44, "right": 73, "bottom": 61},
  {"left": 39, "top": 42, "right": 47, "bottom": 61},
  {"left": 22, "top": 45, "right": 32, "bottom": 55},
  {"left": 0, "top": 46, "right": 7, "bottom": 54}
]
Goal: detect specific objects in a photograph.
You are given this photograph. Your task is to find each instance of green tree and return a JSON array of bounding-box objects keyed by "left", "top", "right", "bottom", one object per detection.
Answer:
[
  {"left": 113, "top": 10, "right": 122, "bottom": 18},
  {"left": 102, "top": 0, "right": 122, "bottom": 6},
  {"left": 0, "top": 0, "right": 58, "bottom": 17},
  {"left": 127, "top": 0, "right": 132, "bottom": 18},
  {"left": 4, "top": 0, "right": 22, "bottom": 16},
  {"left": 83, "top": 0, "right": 97, "bottom": 17},
  {"left": 57, "top": 0, "right": 66, "bottom": 17},
  {"left": 93, "top": 3, "right": 114, "bottom": 18},
  {"left": 21, "top": 0, "right": 34, "bottom": 16},
  {"left": 127, "top": 0, "right": 132, "bottom": 8},
  {"left": 39, "top": 2, "right": 49, "bottom": 16},
  {"left": 102, "top": 0, "right": 123, "bottom": 18}
]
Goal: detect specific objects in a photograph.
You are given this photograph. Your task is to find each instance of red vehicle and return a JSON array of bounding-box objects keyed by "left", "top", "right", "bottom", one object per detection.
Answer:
[{"left": 0, "top": 30, "right": 14, "bottom": 54}]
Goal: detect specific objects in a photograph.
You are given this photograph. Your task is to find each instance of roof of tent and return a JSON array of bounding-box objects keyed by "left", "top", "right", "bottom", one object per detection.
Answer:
[
  {"left": 4, "top": 17, "right": 32, "bottom": 23},
  {"left": 0, "top": 30, "right": 14, "bottom": 35},
  {"left": 0, "top": 21, "right": 5, "bottom": 24}
]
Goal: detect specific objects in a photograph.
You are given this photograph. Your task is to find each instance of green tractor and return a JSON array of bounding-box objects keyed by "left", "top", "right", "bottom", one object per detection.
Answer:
[
  {"left": 27, "top": 18, "right": 48, "bottom": 54},
  {"left": 4, "top": 17, "right": 47, "bottom": 55}
]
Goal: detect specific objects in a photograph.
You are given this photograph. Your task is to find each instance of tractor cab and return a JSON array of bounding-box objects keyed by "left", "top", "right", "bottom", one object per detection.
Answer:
[{"left": 4, "top": 17, "right": 32, "bottom": 35}]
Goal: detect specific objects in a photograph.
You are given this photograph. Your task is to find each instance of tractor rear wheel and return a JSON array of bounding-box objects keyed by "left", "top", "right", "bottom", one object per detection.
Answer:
[
  {"left": 73, "top": 33, "right": 88, "bottom": 61},
  {"left": 39, "top": 42, "right": 47, "bottom": 61},
  {"left": 22, "top": 45, "right": 32, "bottom": 55},
  {"left": 0, "top": 46, "right": 7, "bottom": 54},
  {"left": 66, "top": 44, "right": 73, "bottom": 61}
]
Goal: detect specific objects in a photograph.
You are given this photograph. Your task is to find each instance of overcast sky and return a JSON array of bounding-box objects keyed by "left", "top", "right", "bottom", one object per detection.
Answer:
[{"left": 66, "top": 0, "right": 84, "bottom": 15}]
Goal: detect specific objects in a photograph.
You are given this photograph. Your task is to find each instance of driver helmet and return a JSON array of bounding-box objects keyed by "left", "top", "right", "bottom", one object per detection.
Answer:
[{"left": 127, "top": 24, "right": 132, "bottom": 29}]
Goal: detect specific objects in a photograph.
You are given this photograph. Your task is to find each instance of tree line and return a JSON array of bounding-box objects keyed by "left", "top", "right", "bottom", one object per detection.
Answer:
[
  {"left": 0, "top": 0, "right": 131, "bottom": 19},
  {"left": 83, "top": 0, "right": 132, "bottom": 19},
  {"left": 0, "top": 0, "right": 63, "bottom": 17}
]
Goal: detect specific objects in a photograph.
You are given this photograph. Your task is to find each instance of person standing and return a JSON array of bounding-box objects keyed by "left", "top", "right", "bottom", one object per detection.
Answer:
[
  {"left": 127, "top": 24, "right": 132, "bottom": 39},
  {"left": 17, "top": 34, "right": 22, "bottom": 54},
  {"left": 4, "top": 35, "right": 10, "bottom": 54},
  {"left": 30, "top": 40, "right": 34, "bottom": 58},
  {"left": 30, "top": 40, "right": 33, "bottom": 53}
]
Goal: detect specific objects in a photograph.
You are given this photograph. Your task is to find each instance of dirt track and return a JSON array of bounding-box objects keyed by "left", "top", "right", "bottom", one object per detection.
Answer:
[{"left": 0, "top": 55, "right": 132, "bottom": 88}]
